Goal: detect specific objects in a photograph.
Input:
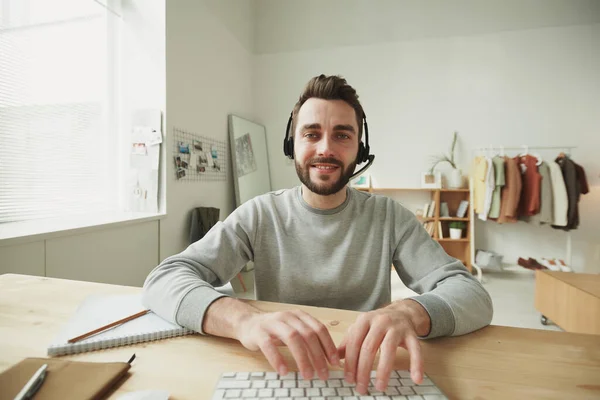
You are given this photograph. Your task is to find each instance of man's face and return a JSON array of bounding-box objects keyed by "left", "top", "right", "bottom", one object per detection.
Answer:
[{"left": 294, "top": 98, "right": 360, "bottom": 196}]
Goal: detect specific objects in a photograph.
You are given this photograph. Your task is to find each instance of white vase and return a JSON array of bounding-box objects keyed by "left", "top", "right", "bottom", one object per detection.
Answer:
[
  {"left": 449, "top": 228, "right": 463, "bottom": 239},
  {"left": 448, "top": 168, "right": 463, "bottom": 189}
]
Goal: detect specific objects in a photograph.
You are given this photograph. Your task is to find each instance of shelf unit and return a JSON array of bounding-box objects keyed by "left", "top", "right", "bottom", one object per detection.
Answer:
[{"left": 357, "top": 187, "right": 472, "bottom": 271}]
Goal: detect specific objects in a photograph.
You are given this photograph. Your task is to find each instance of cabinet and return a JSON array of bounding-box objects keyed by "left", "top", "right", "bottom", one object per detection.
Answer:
[{"left": 357, "top": 187, "right": 473, "bottom": 272}]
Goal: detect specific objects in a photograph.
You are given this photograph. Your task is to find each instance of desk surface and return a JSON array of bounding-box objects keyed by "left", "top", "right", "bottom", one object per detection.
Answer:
[
  {"left": 540, "top": 270, "right": 600, "bottom": 298},
  {"left": 1, "top": 274, "right": 599, "bottom": 400}
]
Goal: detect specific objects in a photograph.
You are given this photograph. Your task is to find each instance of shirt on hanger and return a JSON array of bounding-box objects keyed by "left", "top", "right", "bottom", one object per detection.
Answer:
[
  {"left": 547, "top": 160, "right": 568, "bottom": 226},
  {"left": 524, "top": 161, "right": 553, "bottom": 225},
  {"left": 516, "top": 154, "right": 542, "bottom": 217},
  {"left": 478, "top": 157, "right": 495, "bottom": 221},
  {"left": 472, "top": 156, "right": 488, "bottom": 214},
  {"left": 488, "top": 156, "right": 506, "bottom": 219},
  {"left": 497, "top": 156, "right": 522, "bottom": 224}
]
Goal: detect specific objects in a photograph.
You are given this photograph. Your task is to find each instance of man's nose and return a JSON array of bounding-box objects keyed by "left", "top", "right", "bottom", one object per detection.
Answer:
[{"left": 316, "top": 134, "right": 335, "bottom": 157}]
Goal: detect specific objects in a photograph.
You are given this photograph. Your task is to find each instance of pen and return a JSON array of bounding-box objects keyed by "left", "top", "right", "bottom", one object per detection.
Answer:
[{"left": 14, "top": 363, "right": 48, "bottom": 400}]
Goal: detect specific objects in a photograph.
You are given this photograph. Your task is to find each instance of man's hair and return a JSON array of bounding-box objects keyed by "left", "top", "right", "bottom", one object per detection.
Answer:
[{"left": 292, "top": 74, "right": 364, "bottom": 140}]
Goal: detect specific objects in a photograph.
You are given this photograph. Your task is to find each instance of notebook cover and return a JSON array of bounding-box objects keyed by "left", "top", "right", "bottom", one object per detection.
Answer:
[
  {"left": 0, "top": 357, "right": 130, "bottom": 400},
  {"left": 47, "top": 294, "right": 192, "bottom": 356}
]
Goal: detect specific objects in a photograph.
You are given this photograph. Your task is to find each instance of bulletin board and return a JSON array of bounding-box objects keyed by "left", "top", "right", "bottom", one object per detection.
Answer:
[{"left": 172, "top": 127, "right": 227, "bottom": 182}]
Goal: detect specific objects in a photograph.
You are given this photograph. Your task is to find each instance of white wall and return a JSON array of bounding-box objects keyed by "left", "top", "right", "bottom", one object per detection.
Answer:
[
  {"left": 254, "top": 21, "right": 600, "bottom": 273},
  {"left": 160, "top": 0, "right": 255, "bottom": 259}
]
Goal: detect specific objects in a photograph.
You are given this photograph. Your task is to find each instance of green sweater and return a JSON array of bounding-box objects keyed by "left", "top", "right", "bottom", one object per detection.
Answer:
[{"left": 142, "top": 187, "right": 493, "bottom": 338}]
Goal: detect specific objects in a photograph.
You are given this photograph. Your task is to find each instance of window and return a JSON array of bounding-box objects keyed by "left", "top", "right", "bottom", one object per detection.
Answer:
[{"left": 0, "top": 0, "right": 121, "bottom": 223}]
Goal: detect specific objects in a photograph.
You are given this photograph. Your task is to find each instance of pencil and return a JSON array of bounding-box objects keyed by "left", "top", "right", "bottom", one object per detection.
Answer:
[{"left": 67, "top": 309, "right": 150, "bottom": 343}]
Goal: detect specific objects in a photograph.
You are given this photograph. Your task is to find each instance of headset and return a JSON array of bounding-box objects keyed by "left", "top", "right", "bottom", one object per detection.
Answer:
[{"left": 282, "top": 111, "right": 375, "bottom": 179}]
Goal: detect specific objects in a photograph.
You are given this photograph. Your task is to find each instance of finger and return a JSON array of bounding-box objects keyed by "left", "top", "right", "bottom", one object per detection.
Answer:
[
  {"left": 258, "top": 335, "right": 289, "bottom": 377},
  {"left": 285, "top": 314, "right": 329, "bottom": 380},
  {"left": 337, "top": 337, "right": 347, "bottom": 360},
  {"left": 356, "top": 325, "right": 386, "bottom": 395},
  {"left": 374, "top": 331, "right": 400, "bottom": 392},
  {"left": 294, "top": 310, "right": 340, "bottom": 367},
  {"left": 404, "top": 334, "right": 424, "bottom": 384},
  {"left": 268, "top": 320, "right": 314, "bottom": 380},
  {"left": 344, "top": 319, "right": 370, "bottom": 385}
]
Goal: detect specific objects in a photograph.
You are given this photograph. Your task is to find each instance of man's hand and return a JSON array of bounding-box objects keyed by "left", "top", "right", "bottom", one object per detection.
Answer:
[
  {"left": 338, "top": 299, "right": 431, "bottom": 394},
  {"left": 234, "top": 309, "right": 341, "bottom": 380}
]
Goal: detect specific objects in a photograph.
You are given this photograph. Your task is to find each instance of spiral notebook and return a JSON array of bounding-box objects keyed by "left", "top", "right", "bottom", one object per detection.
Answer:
[{"left": 48, "top": 293, "right": 193, "bottom": 356}]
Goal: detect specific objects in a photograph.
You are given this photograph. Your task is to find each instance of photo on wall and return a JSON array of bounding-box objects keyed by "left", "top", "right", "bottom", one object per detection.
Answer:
[{"left": 235, "top": 133, "right": 258, "bottom": 177}]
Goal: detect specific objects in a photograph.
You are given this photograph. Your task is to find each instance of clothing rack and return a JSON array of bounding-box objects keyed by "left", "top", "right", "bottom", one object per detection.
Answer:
[{"left": 470, "top": 145, "right": 578, "bottom": 279}]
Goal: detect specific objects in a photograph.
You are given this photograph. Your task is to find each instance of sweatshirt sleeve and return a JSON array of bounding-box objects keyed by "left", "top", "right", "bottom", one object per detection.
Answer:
[
  {"left": 392, "top": 204, "right": 493, "bottom": 339},
  {"left": 142, "top": 199, "right": 258, "bottom": 334}
]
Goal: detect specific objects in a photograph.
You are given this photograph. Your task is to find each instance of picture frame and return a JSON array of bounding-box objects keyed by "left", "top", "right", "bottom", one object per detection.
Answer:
[{"left": 421, "top": 172, "right": 442, "bottom": 189}]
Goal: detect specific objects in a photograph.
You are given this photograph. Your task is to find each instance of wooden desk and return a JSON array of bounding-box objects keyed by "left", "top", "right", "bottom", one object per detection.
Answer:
[
  {"left": 535, "top": 270, "right": 600, "bottom": 335},
  {"left": 1, "top": 274, "right": 599, "bottom": 400}
]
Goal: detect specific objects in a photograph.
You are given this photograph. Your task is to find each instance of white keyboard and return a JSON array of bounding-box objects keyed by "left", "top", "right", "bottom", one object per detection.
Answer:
[{"left": 212, "top": 370, "right": 448, "bottom": 400}]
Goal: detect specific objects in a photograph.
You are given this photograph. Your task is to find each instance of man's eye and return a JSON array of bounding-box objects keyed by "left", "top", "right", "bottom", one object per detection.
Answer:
[
  {"left": 304, "top": 133, "right": 318, "bottom": 138},
  {"left": 337, "top": 133, "right": 350, "bottom": 139}
]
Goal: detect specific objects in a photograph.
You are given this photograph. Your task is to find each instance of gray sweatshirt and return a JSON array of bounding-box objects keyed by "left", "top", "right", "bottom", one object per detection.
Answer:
[{"left": 142, "top": 187, "right": 493, "bottom": 339}]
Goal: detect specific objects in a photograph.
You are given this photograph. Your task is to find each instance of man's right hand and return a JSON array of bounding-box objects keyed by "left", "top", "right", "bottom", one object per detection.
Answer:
[{"left": 234, "top": 309, "right": 341, "bottom": 380}]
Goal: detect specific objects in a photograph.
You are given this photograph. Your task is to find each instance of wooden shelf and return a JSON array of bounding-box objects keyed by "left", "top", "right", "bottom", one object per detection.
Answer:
[{"left": 358, "top": 185, "right": 473, "bottom": 272}]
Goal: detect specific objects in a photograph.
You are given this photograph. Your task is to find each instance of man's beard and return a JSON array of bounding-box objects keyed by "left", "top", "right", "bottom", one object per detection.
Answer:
[{"left": 295, "top": 157, "right": 357, "bottom": 196}]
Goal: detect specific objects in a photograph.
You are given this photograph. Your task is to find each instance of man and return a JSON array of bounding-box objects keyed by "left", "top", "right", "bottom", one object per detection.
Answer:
[{"left": 143, "top": 75, "right": 493, "bottom": 394}]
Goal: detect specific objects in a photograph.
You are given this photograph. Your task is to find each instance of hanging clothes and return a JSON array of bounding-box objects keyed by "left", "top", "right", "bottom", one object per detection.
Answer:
[
  {"left": 515, "top": 155, "right": 542, "bottom": 217},
  {"left": 524, "top": 161, "right": 553, "bottom": 225},
  {"left": 488, "top": 156, "right": 506, "bottom": 219},
  {"left": 472, "top": 156, "right": 488, "bottom": 215},
  {"left": 497, "top": 156, "right": 522, "bottom": 224},
  {"left": 547, "top": 160, "right": 568, "bottom": 226},
  {"left": 553, "top": 156, "right": 589, "bottom": 231},
  {"left": 479, "top": 157, "right": 495, "bottom": 221}
]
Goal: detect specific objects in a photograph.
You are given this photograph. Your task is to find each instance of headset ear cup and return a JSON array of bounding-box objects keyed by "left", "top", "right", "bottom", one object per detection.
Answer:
[
  {"left": 285, "top": 138, "right": 294, "bottom": 159},
  {"left": 357, "top": 143, "right": 367, "bottom": 164}
]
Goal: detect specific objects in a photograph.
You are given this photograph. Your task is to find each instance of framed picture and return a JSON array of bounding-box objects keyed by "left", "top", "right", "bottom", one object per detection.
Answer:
[
  {"left": 351, "top": 174, "right": 371, "bottom": 189},
  {"left": 421, "top": 172, "right": 442, "bottom": 189}
]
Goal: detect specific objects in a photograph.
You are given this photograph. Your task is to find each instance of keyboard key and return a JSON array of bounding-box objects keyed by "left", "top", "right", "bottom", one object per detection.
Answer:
[
  {"left": 280, "top": 372, "right": 296, "bottom": 380},
  {"left": 388, "top": 379, "right": 401, "bottom": 387},
  {"left": 414, "top": 386, "right": 441, "bottom": 395},
  {"left": 306, "top": 388, "right": 321, "bottom": 396},
  {"left": 290, "top": 388, "right": 304, "bottom": 397},
  {"left": 312, "top": 380, "right": 326, "bottom": 388},
  {"left": 222, "top": 372, "right": 236, "bottom": 378},
  {"left": 267, "top": 380, "right": 281, "bottom": 388},
  {"left": 327, "top": 379, "right": 342, "bottom": 388},
  {"left": 242, "top": 389, "right": 258, "bottom": 397},
  {"left": 211, "top": 389, "right": 225, "bottom": 400},
  {"left": 321, "top": 388, "right": 337, "bottom": 396},
  {"left": 419, "top": 379, "right": 434, "bottom": 386},
  {"left": 337, "top": 387, "right": 352, "bottom": 396},
  {"left": 257, "top": 388, "right": 273, "bottom": 397},
  {"left": 329, "top": 371, "right": 345, "bottom": 379},
  {"left": 265, "top": 372, "right": 278, "bottom": 380},
  {"left": 298, "top": 380, "right": 311, "bottom": 388},
  {"left": 252, "top": 380, "right": 267, "bottom": 389},
  {"left": 224, "top": 389, "right": 241, "bottom": 398},
  {"left": 423, "top": 395, "right": 448, "bottom": 400},
  {"left": 218, "top": 380, "right": 252, "bottom": 389},
  {"left": 236, "top": 372, "right": 250, "bottom": 380},
  {"left": 400, "top": 379, "right": 415, "bottom": 386},
  {"left": 398, "top": 371, "right": 411, "bottom": 379},
  {"left": 251, "top": 372, "right": 265, "bottom": 377},
  {"left": 273, "top": 388, "right": 288, "bottom": 397},
  {"left": 282, "top": 380, "right": 296, "bottom": 388},
  {"left": 398, "top": 387, "right": 415, "bottom": 395}
]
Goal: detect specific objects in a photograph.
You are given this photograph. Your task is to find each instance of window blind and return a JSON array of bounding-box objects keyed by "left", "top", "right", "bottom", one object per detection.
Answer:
[{"left": 0, "top": 0, "right": 120, "bottom": 223}]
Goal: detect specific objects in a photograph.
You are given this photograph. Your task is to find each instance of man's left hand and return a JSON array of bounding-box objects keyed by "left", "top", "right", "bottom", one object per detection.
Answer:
[{"left": 337, "top": 299, "right": 431, "bottom": 394}]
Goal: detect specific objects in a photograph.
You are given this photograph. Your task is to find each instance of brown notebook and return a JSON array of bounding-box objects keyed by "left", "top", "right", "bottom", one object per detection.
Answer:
[{"left": 0, "top": 357, "right": 131, "bottom": 400}]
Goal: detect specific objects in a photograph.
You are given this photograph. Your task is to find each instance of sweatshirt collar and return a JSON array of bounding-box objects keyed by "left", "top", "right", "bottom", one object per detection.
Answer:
[{"left": 295, "top": 186, "right": 352, "bottom": 215}]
